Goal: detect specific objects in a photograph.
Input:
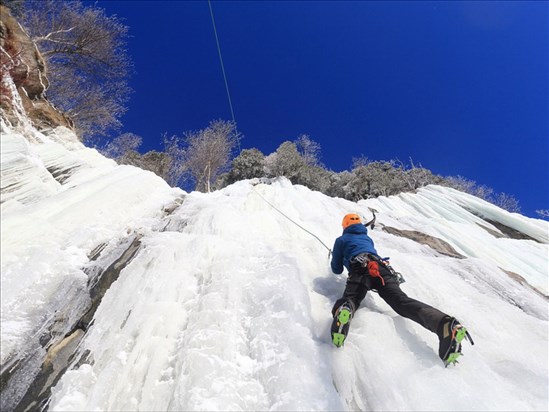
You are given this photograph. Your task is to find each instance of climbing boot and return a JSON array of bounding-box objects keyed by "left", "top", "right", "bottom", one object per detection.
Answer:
[
  {"left": 438, "top": 317, "right": 474, "bottom": 367},
  {"left": 331, "top": 301, "right": 354, "bottom": 347}
]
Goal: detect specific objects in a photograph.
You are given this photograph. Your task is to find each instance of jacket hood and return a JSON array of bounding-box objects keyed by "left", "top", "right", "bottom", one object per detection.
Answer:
[{"left": 343, "top": 223, "right": 367, "bottom": 235}]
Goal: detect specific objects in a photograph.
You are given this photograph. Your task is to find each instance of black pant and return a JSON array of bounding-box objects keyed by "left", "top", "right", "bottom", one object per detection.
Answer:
[{"left": 332, "top": 262, "right": 447, "bottom": 334}]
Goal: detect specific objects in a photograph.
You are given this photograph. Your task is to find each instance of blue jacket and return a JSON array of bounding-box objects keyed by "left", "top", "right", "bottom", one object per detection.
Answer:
[{"left": 331, "top": 223, "right": 378, "bottom": 274}]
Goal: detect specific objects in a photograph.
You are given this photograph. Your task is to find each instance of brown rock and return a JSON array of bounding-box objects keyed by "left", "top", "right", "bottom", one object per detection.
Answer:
[
  {"left": 381, "top": 224, "right": 466, "bottom": 258},
  {"left": 0, "top": 5, "right": 73, "bottom": 131}
]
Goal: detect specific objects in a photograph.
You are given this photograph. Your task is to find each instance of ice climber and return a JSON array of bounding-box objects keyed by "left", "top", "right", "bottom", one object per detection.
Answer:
[{"left": 330, "top": 213, "right": 473, "bottom": 366}]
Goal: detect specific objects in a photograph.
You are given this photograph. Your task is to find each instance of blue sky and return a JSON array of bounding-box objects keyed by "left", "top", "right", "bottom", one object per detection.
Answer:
[{"left": 95, "top": 0, "right": 548, "bottom": 217}]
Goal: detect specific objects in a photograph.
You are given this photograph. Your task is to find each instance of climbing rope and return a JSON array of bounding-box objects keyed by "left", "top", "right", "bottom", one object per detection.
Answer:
[
  {"left": 250, "top": 184, "right": 333, "bottom": 257},
  {"left": 208, "top": 0, "right": 242, "bottom": 153},
  {"left": 208, "top": 0, "right": 236, "bottom": 124},
  {"left": 250, "top": 183, "right": 378, "bottom": 260}
]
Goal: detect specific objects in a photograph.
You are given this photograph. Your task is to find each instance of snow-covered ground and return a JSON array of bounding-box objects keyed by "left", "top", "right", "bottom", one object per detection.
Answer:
[{"left": 1, "top": 122, "right": 548, "bottom": 411}]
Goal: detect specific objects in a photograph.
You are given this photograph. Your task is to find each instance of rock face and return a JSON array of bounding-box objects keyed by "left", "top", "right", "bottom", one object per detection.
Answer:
[
  {"left": 381, "top": 224, "right": 466, "bottom": 258},
  {"left": 0, "top": 5, "right": 73, "bottom": 131}
]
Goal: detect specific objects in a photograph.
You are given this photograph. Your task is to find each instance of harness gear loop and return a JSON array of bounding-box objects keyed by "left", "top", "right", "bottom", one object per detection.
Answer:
[
  {"left": 351, "top": 253, "right": 384, "bottom": 286},
  {"left": 381, "top": 257, "right": 406, "bottom": 284},
  {"left": 351, "top": 253, "right": 407, "bottom": 286}
]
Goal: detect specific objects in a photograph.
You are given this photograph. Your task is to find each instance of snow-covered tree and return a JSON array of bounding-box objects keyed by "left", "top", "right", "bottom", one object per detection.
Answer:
[
  {"left": 443, "top": 175, "right": 495, "bottom": 201},
  {"left": 228, "top": 148, "right": 266, "bottom": 182},
  {"left": 264, "top": 139, "right": 331, "bottom": 192},
  {"left": 492, "top": 192, "right": 521, "bottom": 213},
  {"left": 265, "top": 141, "right": 304, "bottom": 180},
  {"left": 536, "top": 209, "right": 549, "bottom": 220},
  {"left": 162, "top": 133, "right": 187, "bottom": 187},
  {"left": 345, "top": 161, "right": 408, "bottom": 200},
  {"left": 185, "top": 120, "right": 241, "bottom": 192},
  {"left": 295, "top": 134, "right": 321, "bottom": 167},
  {"left": 120, "top": 150, "right": 173, "bottom": 183},
  {"left": 100, "top": 133, "right": 142, "bottom": 161},
  {"left": 326, "top": 171, "right": 354, "bottom": 198},
  {"left": 98, "top": 132, "right": 187, "bottom": 187}
]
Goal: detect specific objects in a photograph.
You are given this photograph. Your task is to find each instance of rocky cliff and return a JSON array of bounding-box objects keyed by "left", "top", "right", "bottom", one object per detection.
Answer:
[{"left": 0, "top": 4, "right": 72, "bottom": 132}]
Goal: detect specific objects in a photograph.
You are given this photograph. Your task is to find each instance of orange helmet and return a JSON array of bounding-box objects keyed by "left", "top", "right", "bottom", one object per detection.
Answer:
[{"left": 342, "top": 213, "right": 361, "bottom": 229}]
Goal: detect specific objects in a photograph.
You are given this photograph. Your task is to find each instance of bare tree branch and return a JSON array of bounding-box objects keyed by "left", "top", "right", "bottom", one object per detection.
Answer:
[
  {"left": 184, "top": 120, "right": 242, "bottom": 192},
  {"left": 13, "top": 0, "right": 132, "bottom": 138}
]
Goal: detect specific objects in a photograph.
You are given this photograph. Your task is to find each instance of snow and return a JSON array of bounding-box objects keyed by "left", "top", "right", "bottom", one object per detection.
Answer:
[
  {"left": 1, "top": 122, "right": 548, "bottom": 411},
  {"left": 1, "top": 124, "right": 183, "bottom": 369}
]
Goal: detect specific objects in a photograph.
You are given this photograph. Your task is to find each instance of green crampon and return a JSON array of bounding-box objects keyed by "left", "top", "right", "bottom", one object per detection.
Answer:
[
  {"left": 332, "top": 333, "right": 346, "bottom": 347},
  {"left": 444, "top": 351, "right": 462, "bottom": 366},
  {"left": 455, "top": 327, "right": 468, "bottom": 342},
  {"left": 338, "top": 308, "right": 352, "bottom": 325},
  {"left": 332, "top": 308, "right": 352, "bottom": 347},
  {"left": 444, "top": 326, "right": 469, "bottom": 367}
]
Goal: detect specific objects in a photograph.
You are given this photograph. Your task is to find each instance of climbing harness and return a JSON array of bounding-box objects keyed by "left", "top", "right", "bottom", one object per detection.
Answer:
[{"left": 351, "top": 253, "right": 406, "bottom": 285}]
